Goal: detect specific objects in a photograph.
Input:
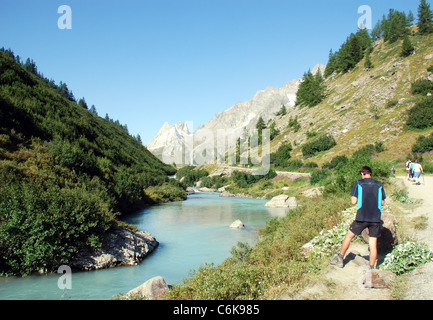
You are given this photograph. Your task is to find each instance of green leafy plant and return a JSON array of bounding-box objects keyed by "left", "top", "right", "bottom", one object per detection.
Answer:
[
  {"left": 406, "top": 97, "right": 433, "bottom": 129},
  {"left": 308, "top": 207, "right": 356, "bottom": 257},
  {"left": 380, "top": 241, "right": 433, "bottom": 275},
  {"left": 302, "top": 134, "right": 337, "bottom": 158}
]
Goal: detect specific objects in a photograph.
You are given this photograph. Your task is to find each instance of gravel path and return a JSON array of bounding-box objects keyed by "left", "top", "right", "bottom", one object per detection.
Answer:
[{"left": 398, "top": 174, "right": 433, "bottom": 300}]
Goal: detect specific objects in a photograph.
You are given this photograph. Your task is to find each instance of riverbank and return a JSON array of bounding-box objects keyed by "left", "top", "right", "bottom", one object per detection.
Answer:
[
  {"left": 70, "top": 227, "right": 159, "bottom": 271},
  {"left": 159, "top": 173, "right": 433, "bottom": 300}
]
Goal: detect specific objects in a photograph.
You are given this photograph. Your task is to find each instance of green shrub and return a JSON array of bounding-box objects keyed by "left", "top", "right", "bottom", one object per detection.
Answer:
[
  {"left": 145, "top": 183, "right": 187, "bottom": 203},
  {"left": 176, "top": 166, "right": 209, "bottom": 186},
  {"left": 406, "top": 97, "right": 433, "bottom": 129},
  {"left": 231, "top": 169, "right": 277, "bottom": 188},
  {"left": 286, "top": 159, "right": 304, "bottom": 169},
  {"left": 324, "top": 151, "right": 390, "bottom": 194},
  {"left": 310, "top": 169, "right": 331, "bottom": 185},
  {"left": 411, "top": 79, "right": 433, "bottom": 96},
  {"left": 270, "top": 143, "right": 292, "bottom": 167},
  {"left": 412, "top": 133, "right": 433, "bottom": 153},
  {"left": 0, "top": 179, "right": 116, "bottom": 275},
  {"left": 303, "top": 162, "right": 319, "bottom": 168},
  {"left": 423, "top": 162, "right": 433, "bottom": 173},
  {"left": 323, "top": 155, "right": 349, "bottom": 169},
  {"left": 386, "top": 99, "right": 399, "bottom": 108},
  {"left": 200, "top": 176, "right": 228, "bottom": 189},
  {"left": 302, "top": 134, "right": 337, "bottom": 158},
  {"left": 352, "top": 142, "right": 385, "bottom": 158}
]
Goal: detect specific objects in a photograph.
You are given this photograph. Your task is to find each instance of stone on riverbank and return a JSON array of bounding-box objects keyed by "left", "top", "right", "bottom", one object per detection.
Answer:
[
  {"left": 125, "top": 276, "right": 170, "bottom": 300},
  {"left": 265, "top": 195, "right": 298, "bottom": 208},
  {"left": 361, "top": 212, "right": 397, "bottom": 253},
  {"left": 71, "top": 227, "right": 159, "bottom": 271}
]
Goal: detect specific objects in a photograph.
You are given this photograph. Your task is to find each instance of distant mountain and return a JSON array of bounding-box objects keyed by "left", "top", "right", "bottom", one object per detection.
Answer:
[
  {"left": 147, "top": 64, "right": 325, "bottom": 164},
  {"left": 147, "top": 121, "right": 192, "bottom": 164}
]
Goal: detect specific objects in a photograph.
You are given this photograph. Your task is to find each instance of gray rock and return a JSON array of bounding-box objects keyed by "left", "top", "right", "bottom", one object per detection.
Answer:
[
  {"left": 199, "top": 187, "right": 217, "bottom": 192},
  {"left": 126, "top": 276, "right": 170, "bottom": 300},
  {"left": 230, "top": 220, "right": 245, "bottom": 229},
  {"left": 71, "top": 228, "right": 159, "bottom": 271},
  {"left": 265, "top": 195, "right": 298, "bottom": 208},
  {"left": 361, "top": 212, "right": 397, "bottom": 253}
]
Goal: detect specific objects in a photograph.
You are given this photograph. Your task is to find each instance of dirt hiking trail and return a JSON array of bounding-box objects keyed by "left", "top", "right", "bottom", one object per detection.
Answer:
[
  {"left": 399, "top": 174, "right": 433, "bottom": 300},
  {"left": 283, "top": 174, "right": 433, "bottom": 300}
]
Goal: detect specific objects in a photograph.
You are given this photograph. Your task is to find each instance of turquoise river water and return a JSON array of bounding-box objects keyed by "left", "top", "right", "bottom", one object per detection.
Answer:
[{"left": 0, "top": 192, "right": 287, "bottom": 300}]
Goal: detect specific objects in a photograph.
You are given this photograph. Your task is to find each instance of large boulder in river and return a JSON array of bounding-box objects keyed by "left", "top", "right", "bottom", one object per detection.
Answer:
[
  {"left": 230, "top": 220, "right": 245, "bottom": 229},
  {"left": 265, "top": 195, "right": 298, "bottom": 208},
  {"left": 71, "top": 228, "right": 159, "bottom": 271}
]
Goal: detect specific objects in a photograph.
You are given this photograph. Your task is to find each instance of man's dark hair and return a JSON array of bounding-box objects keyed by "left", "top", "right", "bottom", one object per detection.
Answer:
[{"left": 360, "top": 166, "right": 372, "bottom": 175}]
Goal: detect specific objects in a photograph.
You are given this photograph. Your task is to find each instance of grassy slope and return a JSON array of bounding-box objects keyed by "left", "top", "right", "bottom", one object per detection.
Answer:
[
  {"left": 270, "top": 30, "right": 433, "bottom": 165},
  {"left": 0, "top": 50, "right": 186, "bottom": 275}
]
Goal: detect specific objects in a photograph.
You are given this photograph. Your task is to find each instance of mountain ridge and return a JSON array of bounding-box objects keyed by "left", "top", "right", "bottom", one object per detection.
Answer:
[{"left": 147, "top": 64, "right": 326, "bottom": 163}]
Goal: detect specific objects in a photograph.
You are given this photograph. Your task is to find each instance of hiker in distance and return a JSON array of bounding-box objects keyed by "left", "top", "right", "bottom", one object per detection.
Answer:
[
  {"left": 411, "top": 160, "right": 424, "bottom": 185},
  {"left": 330, "top": 166, "right": 386, "bottom": 270}
]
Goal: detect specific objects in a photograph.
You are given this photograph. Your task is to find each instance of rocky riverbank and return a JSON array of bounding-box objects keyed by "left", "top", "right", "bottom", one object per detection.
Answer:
[{"left": 70, "top": 227, "right": 159, "bottom": 271}]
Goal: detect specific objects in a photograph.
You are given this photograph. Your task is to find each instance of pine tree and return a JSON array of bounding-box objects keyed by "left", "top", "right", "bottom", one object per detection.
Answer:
[
  {"left": 348, "top": 35, "right": 362, "bottom": 67},
  {"left": 275, "top": 105, "right": 287, "bottom": 116},
  {"left": 256, "top": 116, "right": 266, "bottom": 145},
  {"left": 89, "top": 105, "right": 98, "bottom": 115},
  {"left": 371, "top": 20, "right": 383, "bottom": 41},
  {"left": 78, "top": 98, "right": 89, "bottom": 109},
  {"left": 407, "top": 10, "right": 415, "bottom": 24},
  {"left": 401, "top": 34, "right": 415, "bottom": 57},
  {"left": 418, "top": 0, "right": 433, "bottom": 35},
  {"left": 364, "top": 51, "right": 374, "bottom": 69},
  {"left": 382, "top": 9, "right": 410, "bottom": 43},
  {"left": 295, "top": 70, "right": 326, "bottom": 108},
  {"left": 324, "top": 49, "right": 338, "bottom": 77}
]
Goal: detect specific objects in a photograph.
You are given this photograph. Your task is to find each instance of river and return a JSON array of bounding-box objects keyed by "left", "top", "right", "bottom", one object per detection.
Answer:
[{"left": 0, "top": 192, "right": 287, "bottom": 300}]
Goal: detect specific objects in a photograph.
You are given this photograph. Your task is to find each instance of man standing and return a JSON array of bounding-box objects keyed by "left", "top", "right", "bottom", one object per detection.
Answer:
[{"left": 330, "top": 166, "right": 386, "bottom": 270}]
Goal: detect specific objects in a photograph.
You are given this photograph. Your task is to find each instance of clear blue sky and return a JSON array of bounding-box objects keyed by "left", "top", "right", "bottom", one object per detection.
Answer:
[{"left": 0, "top": 0, "right": 423, "bottom": 144}]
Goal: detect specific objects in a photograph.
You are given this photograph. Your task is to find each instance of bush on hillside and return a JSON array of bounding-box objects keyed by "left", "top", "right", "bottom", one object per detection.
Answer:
[
  {"left": 352, "top": 142, "right": 385, "bottom": 158},
  {"left": 324, "top": 149, "right": 391, "bottom": 194},
  {"left": 323, "top": 155, "right": 349, "bottom": 170},
  {"left": 406, "top": 97, "right": 433, "bottom": 129},
  {"left": 411, "top": 79, "right": 433, "bottom": 96},
  {"left": 310, "top": 169, "right": 331, "bottom": 185},
  {"left": 231, "top": 169, "right": 276, "bottom": 188},
  {"left": 302, "top": 134, "right": 337, "bottom": 158},
  {"left": 200, "top": 176, "right": 228, "bottom": 189},
  {"left": 412, "top": 133, "right": 433, "bottom": 153},
  {"left": 270, "top": 143, "right": 292, "bottom": 167},
  {"left": 176, "top": 166, "right": 209, "bottom": 186}
]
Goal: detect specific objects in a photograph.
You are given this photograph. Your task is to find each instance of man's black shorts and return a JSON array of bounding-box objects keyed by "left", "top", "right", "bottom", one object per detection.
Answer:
[{"left": 349, "top": 221, "right": 382, "bottom": 238}]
